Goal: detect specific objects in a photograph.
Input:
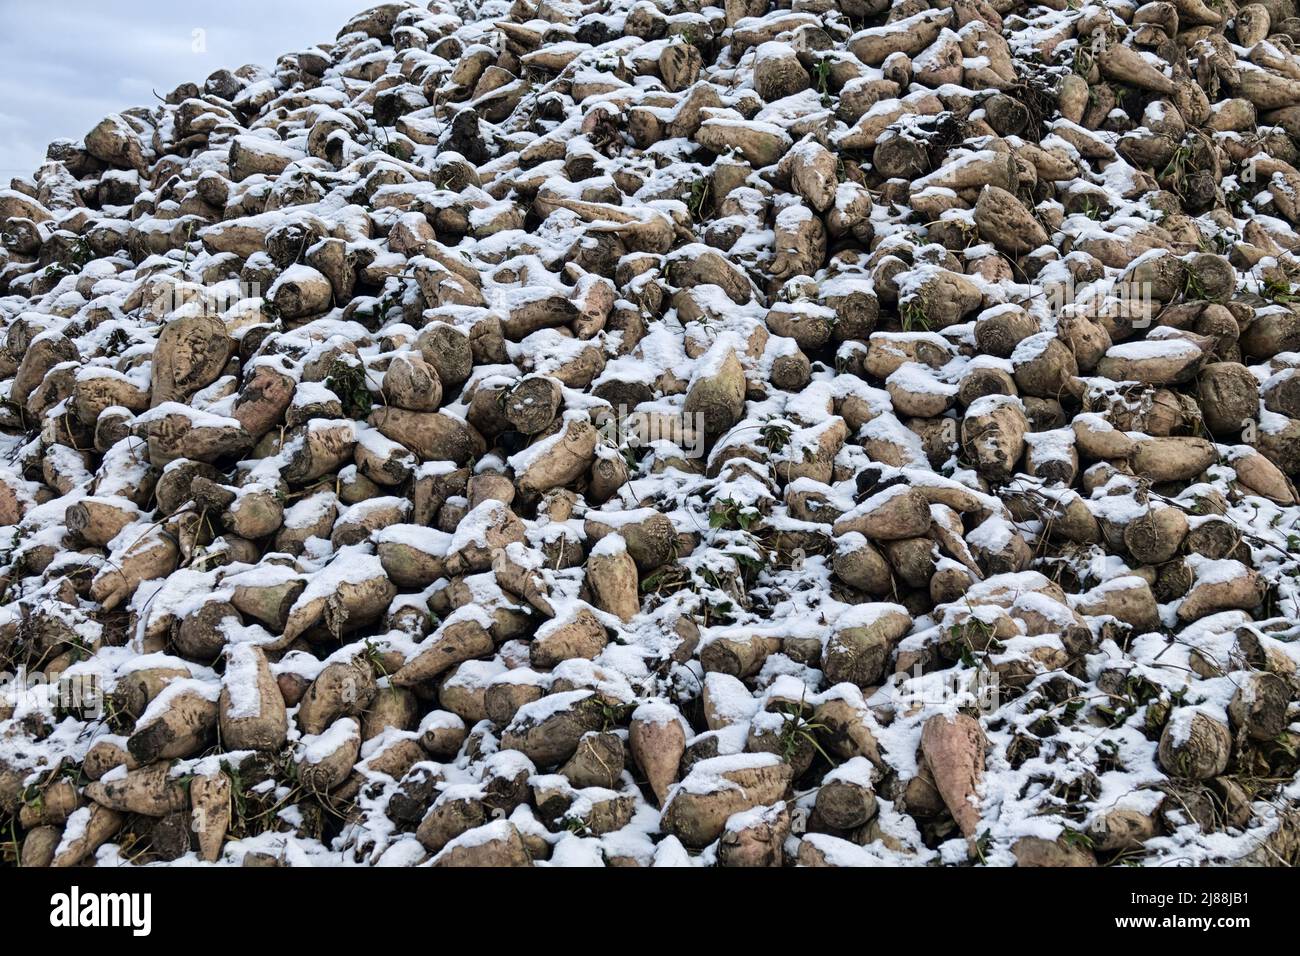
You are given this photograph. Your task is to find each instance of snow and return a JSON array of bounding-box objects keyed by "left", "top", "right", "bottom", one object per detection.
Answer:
[
  {"left": 134, "top": 678, "right": 220, "bottom": 732},
  {"left": 299, "top": 717, "right": 360, "bottom": 765},
  {"left": 222, "top": 643, "right": 264, "bottom": 720},
  {"left": 670, "top": 752, "right": 783, "bottom": 797},
  {"left": 292, "top": 545, "right": 386, "bottom": 609},
  {"left": 508, "top": 690, "right": 595, "bottom": 730}
]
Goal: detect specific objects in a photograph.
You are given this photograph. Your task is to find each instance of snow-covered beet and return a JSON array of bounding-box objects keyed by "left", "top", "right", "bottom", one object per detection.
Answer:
[{"left": 1, "top": 0, "right": 1299, "bottom": 871}]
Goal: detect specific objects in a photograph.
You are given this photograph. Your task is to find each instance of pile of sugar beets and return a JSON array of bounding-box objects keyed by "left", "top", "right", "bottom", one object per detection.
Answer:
[{"left": 2, "top": 0, "right": 1300, "bottom": 868}]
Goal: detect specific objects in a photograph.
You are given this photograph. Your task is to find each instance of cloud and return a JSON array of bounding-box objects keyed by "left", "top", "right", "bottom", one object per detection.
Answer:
[{"left": 0, "top": 0, "right": 372, "bottom": 178}]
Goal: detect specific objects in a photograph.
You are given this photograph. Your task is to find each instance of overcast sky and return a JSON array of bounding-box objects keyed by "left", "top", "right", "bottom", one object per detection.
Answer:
[{"left": 0, "top": 0, "right": 374, "bottom": 179}]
